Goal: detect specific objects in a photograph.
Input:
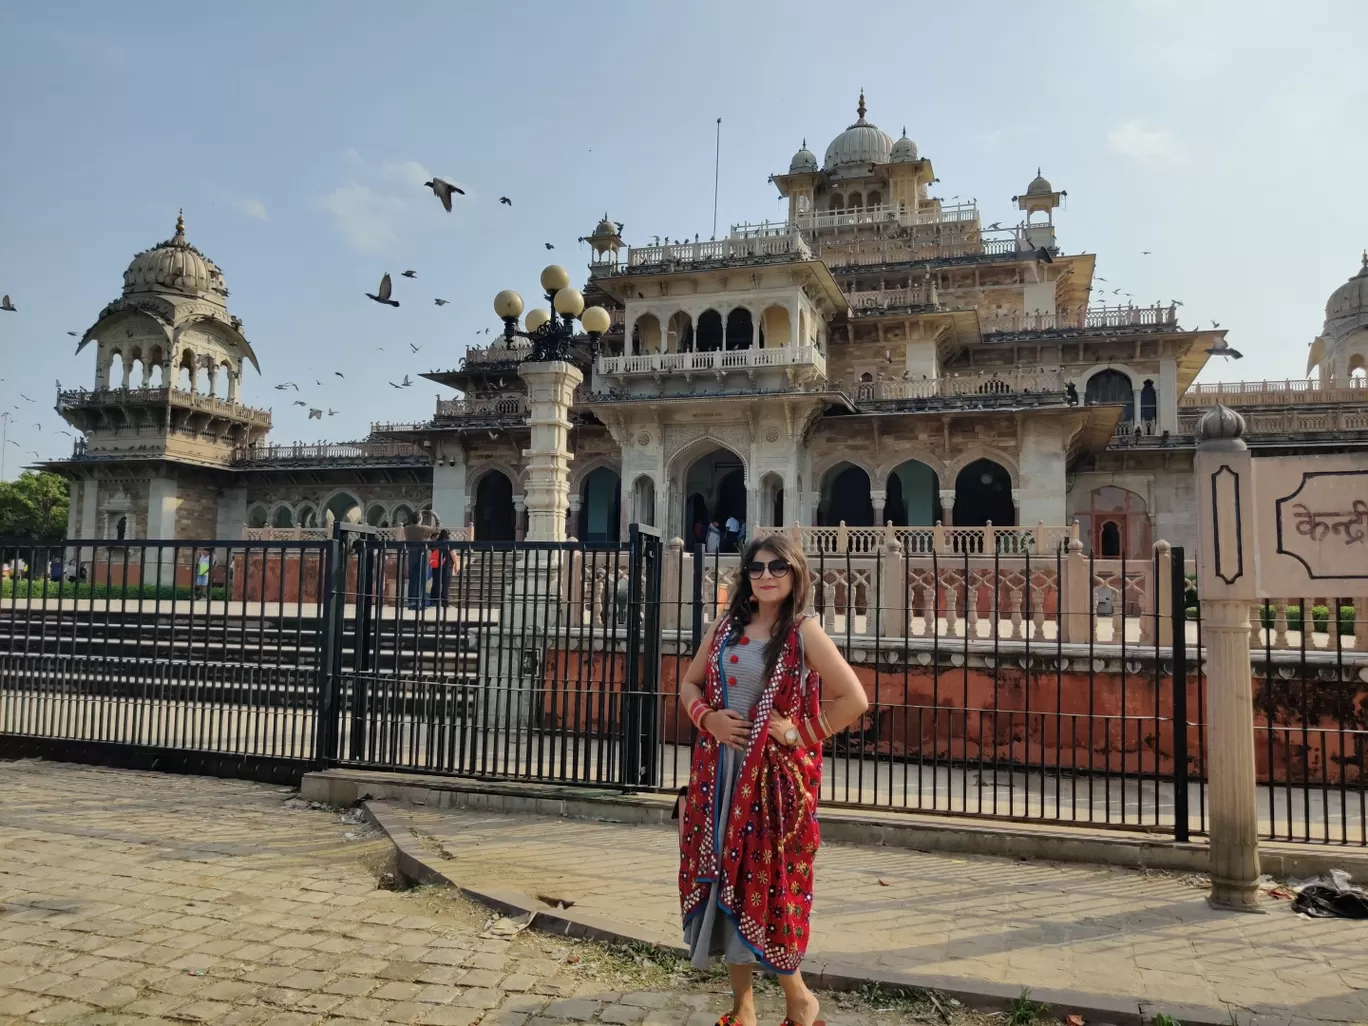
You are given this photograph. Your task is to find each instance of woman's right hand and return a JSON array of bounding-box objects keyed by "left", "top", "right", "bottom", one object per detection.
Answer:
[{"left": 702, "top": 709, "right": 751, "bottom": 751}]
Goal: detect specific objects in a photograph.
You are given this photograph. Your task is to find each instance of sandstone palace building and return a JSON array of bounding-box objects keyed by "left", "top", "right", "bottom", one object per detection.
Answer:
[{"left": 46, "top": 95, "right": 1368, "bottom": 556}]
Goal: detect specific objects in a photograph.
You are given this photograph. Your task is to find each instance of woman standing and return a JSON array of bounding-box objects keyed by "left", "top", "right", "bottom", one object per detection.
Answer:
[{"left": 677, "top": 534, "right": 869, "bottom": 1026}]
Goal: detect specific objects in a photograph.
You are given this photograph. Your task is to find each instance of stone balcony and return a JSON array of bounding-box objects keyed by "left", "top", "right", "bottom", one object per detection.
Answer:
[
  {"left": 981, "top": 303, "right": 1180, "bottom": 337},
  {"left": 231, "top": 440, "right": 429, "bottom": 468},
  {"left": 595, "top": 232, "right": 813, "bottom": 276},
  {"left": 856, "top": 368, "right": 1068, "bottom": 411},
  {"left": 57, "top": 386, "right": 273, "bottom": 429},
  {"left": 595, "top": 342, "right": 826, "bottom": 386},
  {"left": 1179, "top": 378, "right": 1368, "bottom": 407}
]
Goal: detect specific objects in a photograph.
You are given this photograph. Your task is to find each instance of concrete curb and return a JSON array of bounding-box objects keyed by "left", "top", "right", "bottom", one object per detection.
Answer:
[
  {"left": 306, "top": 767, "right": 1368, "bottom": 881},
  {"left": 361, "top": 798, "right": 1252, "bottom": 1026}
]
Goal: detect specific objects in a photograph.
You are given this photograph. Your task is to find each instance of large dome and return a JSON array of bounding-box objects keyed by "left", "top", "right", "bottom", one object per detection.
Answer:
[
  {"left": 823, "top": 91, "right": 892, "bottom": 173},
  {"left": 1325, "top": 252, "right": 1368, "bottom": 338},
  {"left": 122, "top": 212, "right": 228, "bottom": 304}
]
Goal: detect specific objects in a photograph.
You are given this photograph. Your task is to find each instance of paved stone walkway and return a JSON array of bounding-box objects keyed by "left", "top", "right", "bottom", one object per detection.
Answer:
[
  {"left": 380, "top": 803, "right": 1368, "bottom": 1026},
  {"left": 0, "top": 760, "right": 1006, "bottom": 1026}
]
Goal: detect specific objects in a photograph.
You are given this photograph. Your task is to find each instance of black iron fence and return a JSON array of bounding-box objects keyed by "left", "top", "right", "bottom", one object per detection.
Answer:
[{"left": 2, "top": 529, "right": 1364, "bottom": 846}]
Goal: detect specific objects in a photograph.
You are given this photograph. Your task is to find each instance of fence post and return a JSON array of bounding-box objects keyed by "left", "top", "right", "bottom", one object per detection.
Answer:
[
  {"left": 1193, "top": 406, "right": 1262, "bottom": 912},
  {"left": 1170, "top": 544, "right": 1190, "bottom": 843},
  {"left": 1153, "top": 540, "right": 1173, "bottom": 647},
  {"left": 1061, "top": 531, "right": 1091, "bottom": 643},
  {"left": 315, "top": 526, "right": 348, "bottom": 768},
  {"left": 879, "top": 537, "right": 904, "bottom": 637},
  {"left": 660, "top": 537, "right": 683, "bottom": 631}
]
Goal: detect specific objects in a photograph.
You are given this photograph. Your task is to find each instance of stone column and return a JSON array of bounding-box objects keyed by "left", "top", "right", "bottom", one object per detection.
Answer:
[
  {"left": 1011, "top": 488, "right": 1021, "bottom": 525},
  {"left": 518, "top": 360, "right": 583, "bottom": 542},
  {"left": 1131, "top": 386, "right": 1143, "bottom": 428},
  {"left": 566, "top": 495, "right": 581, "bottom": 539},
  {"left": 939, "top": 489, "right": 956, "bottom": 527},
  {"left": 1193, "top": 404, "right": 1263, "bottom": 913},
  {"left": 1158, "top": 358, "right": 1179, "bottom": 434},
  {"left": 431, "top": 448, "right": 467, "bottom": 534},
  {"left": 871, "top": 489, "right": 886, "bottom": 527},
  {"left": 512, "top": 498, "right": 526, "bottom": 542}
]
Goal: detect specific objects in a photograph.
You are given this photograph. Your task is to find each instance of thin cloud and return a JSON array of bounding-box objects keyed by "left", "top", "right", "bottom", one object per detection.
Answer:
[
  {"left": 235, "top": 198, "right": 270, "bottom": 221},
  {"left": 318, "top": 184, "right": 403, "bottom": 252},
  {"left": 1107, "top": 119, "right": 1188, "bottom": 166},
  {"left": 317, "top": 153, "right": 437, "bottom": 252}
]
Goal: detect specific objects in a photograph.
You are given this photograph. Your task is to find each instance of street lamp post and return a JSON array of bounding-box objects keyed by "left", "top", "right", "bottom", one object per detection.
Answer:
[{"left": 493, "top": 265, "right": 610, "bottom": 543}]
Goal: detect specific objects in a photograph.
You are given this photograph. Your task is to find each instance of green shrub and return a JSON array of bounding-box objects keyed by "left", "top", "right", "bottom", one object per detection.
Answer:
[{"left": 1258, "top": 602, "right": 1355, "bottom": 636}]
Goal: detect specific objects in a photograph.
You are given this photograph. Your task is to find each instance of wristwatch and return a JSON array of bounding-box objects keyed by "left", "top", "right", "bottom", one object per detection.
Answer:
[{"left": 784, "top": 726, "right": 800, "bottom": 746}]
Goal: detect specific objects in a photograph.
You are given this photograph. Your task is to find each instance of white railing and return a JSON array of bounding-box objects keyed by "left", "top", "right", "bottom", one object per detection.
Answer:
[
  {"left": 750, "top": 520, "right": 1075, "bottom": 556},
  {"left": 623, "top": 233, "right": 811, "bottom": 269},
  {"left": 871, "top": 368, "right": 1064, "bottom": 401},
  {"left": 1116, "top": 419, "right": 1159, "bottom": 438},
  {"left": 982, "top": 303, "right": 1179, "bottom": 335},
  {"left": 244, "top": 526, "right": 472, "bottom": 542},
  {"left": 463, "top": 343, "right": 525, "bottom": 365},
  {"left": 596, "top": 343, "right": 826, "bottom": 379},
  {"left": 233, "top": 441, "right": 426, "bottom": 464},
  {"left": 847, "top": 285, "right": 937, "bottom": 311},
  {"left": 435, "top": 393, "right": 528, "bottom": 419},
  {"left": 1175, "top": 408, "right": 1368, "bottom": 436},
  {"left": 57, "top": 386, "right": 273, "bottom": 425},
  {"left": 1180, "top": 378, "right": 1368, "bottom": 407}
]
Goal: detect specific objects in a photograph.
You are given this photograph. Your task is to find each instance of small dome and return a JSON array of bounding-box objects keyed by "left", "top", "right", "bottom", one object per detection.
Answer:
[
  {"left": 889, "top": 128, "right": 918, "bottom": 163},
  {"left": 1325, "top": 251, "right": 1368, "bottom": 337},
  {"left": 823, "top": 90, "right": 893, "bottom": 172},
  {"left": 1026, "top": 169, "right": 1053, "bottom": 196},
  {"left": 789, "top": 140, "right": 818, "bottom": 173},
  {"left": 591, "top": 214, "right": 618, "bottom": 239},
  {"left": 121, "top": 212, "right": 227, "bottom": 304}
]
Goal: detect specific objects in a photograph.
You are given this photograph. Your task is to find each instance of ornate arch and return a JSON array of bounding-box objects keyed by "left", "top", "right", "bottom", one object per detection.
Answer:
[
  {"left": 812, "top": 451, "right": 878, "bottom": 486},
  {"left": 946, "top": 446, "right": 1019, "bottom": 484},
  {"left": 569, "top": 454, "right": 622, "bottom": 493},
  {"left": 877, "top": 453, "right": 949, "bottom": 484},
  {"left": 665, "top": 429, "right": 749, "bottom": 482},
  {"left": 465, "top": 459, "right": 521, "bottom": 495},
  {"left": 1074, "top": 362, "right": 1143, "bottom": 392}
]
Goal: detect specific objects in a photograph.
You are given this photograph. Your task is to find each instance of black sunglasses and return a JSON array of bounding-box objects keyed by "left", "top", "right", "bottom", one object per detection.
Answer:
[{"left": 745, "top": 559, "right": 791, "bottom": 580}]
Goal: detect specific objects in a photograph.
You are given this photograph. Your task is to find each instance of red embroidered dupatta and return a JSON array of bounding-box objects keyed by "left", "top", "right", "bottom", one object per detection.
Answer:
[{"left": 677, "top": 614, "right": 823, "bottom": 973}]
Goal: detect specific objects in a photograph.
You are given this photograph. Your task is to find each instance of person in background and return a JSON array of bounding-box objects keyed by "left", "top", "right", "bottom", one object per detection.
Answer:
[
  {"left": 705, "top": 520, "right": 722, "bottom": 554},
  {"left": 723, "top": 513, "right": 741, "bottom": 552},
  {"left": 430, "top": 529, "right": 455, "bottom": 609},
  {"left": 194, "top": 549, "right": 211, "bottom": 601}
]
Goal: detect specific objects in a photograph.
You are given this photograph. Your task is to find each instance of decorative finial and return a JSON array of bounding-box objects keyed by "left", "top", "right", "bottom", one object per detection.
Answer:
[
  {"left": 1195, "top": 403, "right": 1247, "bottom": 443},
  {"left": 175, "top": 209, "right": 185, "bottom": 238},
  {"left": 1362, "top": 249, "right": 1367, "bottom": 269},
  {"left": 857, "top": 89, "right": 866, "bottom": 121},
  {"left": 1037, "top": 167, "right": 1042, "bottom": 177},
  {"left": 901, "top": 126, "right": 907, "bottom": 137},
  {"left": 802, "top": 138, "right": 806, "bottom": 148}
]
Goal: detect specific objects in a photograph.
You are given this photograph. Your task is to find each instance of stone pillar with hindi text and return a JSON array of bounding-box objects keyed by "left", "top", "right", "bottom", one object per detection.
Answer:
[{"left": 1193, "top": 404, "right": 1263, "bottom": 913}]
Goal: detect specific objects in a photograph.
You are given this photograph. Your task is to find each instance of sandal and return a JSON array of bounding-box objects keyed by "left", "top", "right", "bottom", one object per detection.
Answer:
[{"left": 714, "top": 1016, "right": 744, "bottom": 1026}]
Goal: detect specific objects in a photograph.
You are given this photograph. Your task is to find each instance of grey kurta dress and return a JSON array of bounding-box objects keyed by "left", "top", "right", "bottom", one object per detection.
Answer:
[{"left": 683, "top": 628, "right": 769, "bottom": 969}]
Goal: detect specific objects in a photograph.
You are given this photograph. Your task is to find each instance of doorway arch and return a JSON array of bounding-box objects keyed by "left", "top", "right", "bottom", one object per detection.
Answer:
[
  {"left": 578, "top": 466, "right": 621, "bottom": 542},
  {"left": 679, "top": 447, "right": 746, "bottom": 545},
  {"left": 474, "top": 471, "right": 516, "bottom": 541},
  {"left": 819, "top": 462, "right": 874, "bottom": 526},
  {"left": 885, "top": 459, "right": 941, "bottom": 526},
  {"left": 954, "top": 459, "right": 1014, "bottom": 526}
]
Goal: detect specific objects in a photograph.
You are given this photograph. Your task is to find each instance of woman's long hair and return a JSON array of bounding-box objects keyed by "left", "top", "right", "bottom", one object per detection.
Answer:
[{"left": 723, "top": 533, "right": 811, "bottom": 687}]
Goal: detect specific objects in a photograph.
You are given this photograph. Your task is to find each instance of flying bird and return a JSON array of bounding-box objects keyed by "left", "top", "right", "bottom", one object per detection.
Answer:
[
  {"left": 986, "top": 222, "right": 1001, "bottom": 230},
  {"left": 1206, "top": 337, "right": 1242, "bottom": 359},
  {"left": 315, "top": 380, "right": 322, "bottom": 386},
  {"left": 334, "top": 371, "right": 345, "bottom": 378},
  {"left": 1211, "top": 320, "right": 1221, "bottom": 328},
  {"left": 400, "top": 374, "right": 412, "bottom": 387},
  {"left": 1141, "top": 250, "right": 1152, "bottom": 255},
  {"left": 499, "top": 196, "right": 512, "bottom": 206},
  {"left": 423, "top": 177, "right": 464, "bottom": 212},
  {"left": 59, "top": 430, "right": 73, "bottom": 438},
  {"left": 5, "top": 440, "right": 16, "bottom": 447},
  {"left": 291, "top": 400, "right": 307, "bottom": 407},
  {"left": 1112, "top": 288, "right": 1122, "bottom": 295},
  {"left": 544, "top": 243, "right": 554, "bottom": 250},
  {"left": 1096, "top": 277, "right": 1108, "bottom": 282},
  {"left": 366, "top": 273, "right": 400, "bottom": 307},
  {"left": 28, "top": 451, "right": 39, "bottom": 459},
  {"left": 0, "top": 295, "right": 17, "bottom": 312},
  {"left": 308, "top": 408, "right": 322, "bottom": 420},
  {"left": 410, "top": 343, "right": 422, "bottom": 353},
  {"left": 434, "top": 298, "right": 449, "bottom": 306},
  {"left": 401, "top": 270, "right": 417, "bottom": 279},
  {"left": 327, "top": 409, "right": 338, "bottom": 417},
  {"left": 33, "top": 424, "right": 41, "bottom": 431},
  {"left": 1035, "top": 247, "right": 1053, "bottom": 264},
  {"left": 19, "top": 394, "right": 33, "bottom": 402},
  {"left": 66, "top": 331, "right": 79, "bottom": 337},
  {"left": 274, "top": 382, "right": 299, "bottom": 391}
]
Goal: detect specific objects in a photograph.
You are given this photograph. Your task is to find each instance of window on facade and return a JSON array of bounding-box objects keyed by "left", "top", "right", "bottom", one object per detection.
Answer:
[
  {"left": 1077, "top": 486, "right": 1150, "bottom": 560},
  {"left": 1140, "top": 380, "right": 1157, "bottom": 429},
  {"left": 115, "top": 516, "right": 127, "bottom": 541},
  {"left": 1084, "top": 369, "right": 1134, "bottom": 421}
]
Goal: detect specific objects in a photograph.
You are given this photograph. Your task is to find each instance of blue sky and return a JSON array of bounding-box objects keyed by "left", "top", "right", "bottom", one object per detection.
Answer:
[{"left": 1, "top": 0, "right": 1365, "bottom": 478}]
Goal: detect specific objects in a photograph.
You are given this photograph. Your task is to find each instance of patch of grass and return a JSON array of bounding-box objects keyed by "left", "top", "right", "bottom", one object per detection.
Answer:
[
  {"left": 856, "top": 981, "right": 936, "bottom": 1014},
  {"left": 1007, "top": 988, "right": 1050, "bottom": 1026},
  {"left": 1152, "top": 1014, "right": 1183, "bottom": 1026}
]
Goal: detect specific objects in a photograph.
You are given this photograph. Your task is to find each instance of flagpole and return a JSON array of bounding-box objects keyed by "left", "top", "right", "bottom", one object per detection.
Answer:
[{"left": 712, "top": 117, "right": 722, "bottom": 239}]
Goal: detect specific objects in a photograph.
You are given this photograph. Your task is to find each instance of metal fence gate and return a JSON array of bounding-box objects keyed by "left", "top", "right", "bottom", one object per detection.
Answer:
[
  {"left": 325, "top": 524, "right": 664, "bottom": 788},
  {"left": 3, "top": 529, "right": 1364, "bottom": 846}
]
